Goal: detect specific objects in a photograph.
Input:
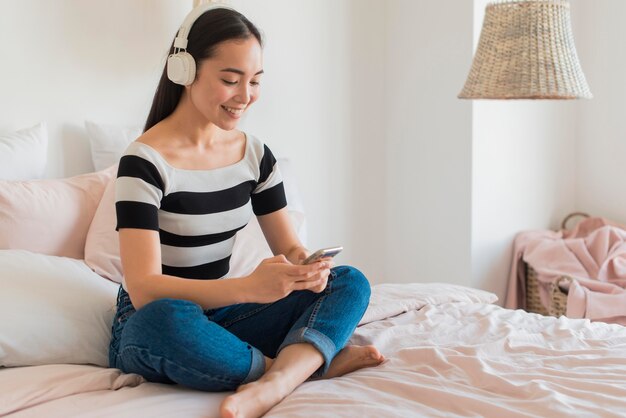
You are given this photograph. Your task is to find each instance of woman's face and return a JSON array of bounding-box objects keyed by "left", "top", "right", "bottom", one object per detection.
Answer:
[{"left": 188, "top": 37, "right": 263, "bottom": 130}]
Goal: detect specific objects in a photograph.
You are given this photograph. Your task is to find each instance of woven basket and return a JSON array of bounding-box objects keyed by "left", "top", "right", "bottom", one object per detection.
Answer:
[{"left": 525, "top": 263, "right": 570, "bottom": 316}]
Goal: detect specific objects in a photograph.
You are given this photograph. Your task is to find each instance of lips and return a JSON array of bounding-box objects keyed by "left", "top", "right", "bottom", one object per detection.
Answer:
[{"left": 221, "top": 105, "right": 246, "bottom": 116}]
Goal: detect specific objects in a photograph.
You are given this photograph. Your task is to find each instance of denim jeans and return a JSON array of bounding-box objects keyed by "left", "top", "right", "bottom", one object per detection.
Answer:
[{"left": 108, "top": 265, "right": 371, "bottom": 392}]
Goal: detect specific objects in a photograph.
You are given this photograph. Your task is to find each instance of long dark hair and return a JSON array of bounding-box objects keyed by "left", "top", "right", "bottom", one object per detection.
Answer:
[{"left": 144, "top": 8, "right": 263, "bottom": 133}]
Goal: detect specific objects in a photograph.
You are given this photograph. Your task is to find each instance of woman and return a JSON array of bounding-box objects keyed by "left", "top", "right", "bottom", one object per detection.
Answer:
[{"left": 108, "top": 5, "right": 384, "bottom": 418}]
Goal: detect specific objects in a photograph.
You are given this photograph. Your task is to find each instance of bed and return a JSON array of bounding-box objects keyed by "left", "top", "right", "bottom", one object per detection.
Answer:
[{"left": 3, "top": 123, "right": 626, "bottom": 417}]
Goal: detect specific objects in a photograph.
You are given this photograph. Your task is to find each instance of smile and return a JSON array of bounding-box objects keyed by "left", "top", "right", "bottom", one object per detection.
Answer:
[{"left": 221, "top": 105, "right": 246, "bottom": 116}]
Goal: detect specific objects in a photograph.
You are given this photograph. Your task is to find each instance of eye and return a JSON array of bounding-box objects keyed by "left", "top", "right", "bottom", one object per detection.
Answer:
[
  {"left": 250, "top": 80, "right": 260, "bottom": 86},
  {"left": 221, "top": 79, "right": 237, "bottom": 86}
]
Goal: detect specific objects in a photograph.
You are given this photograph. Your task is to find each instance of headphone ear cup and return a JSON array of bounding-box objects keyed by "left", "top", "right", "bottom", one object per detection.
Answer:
[{"left": 167, "top": 52, "right": 197, "bottom": 86}]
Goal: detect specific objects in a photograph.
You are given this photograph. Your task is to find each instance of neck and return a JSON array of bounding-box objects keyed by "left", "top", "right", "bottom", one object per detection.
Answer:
[{"left": 166, "top": 92, "right": 224, "bottom": 147}]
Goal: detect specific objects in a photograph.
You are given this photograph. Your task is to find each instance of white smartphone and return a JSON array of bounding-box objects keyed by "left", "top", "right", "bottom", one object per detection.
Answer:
[{"left": 302, "top": 246, "right": 343, "bottom": 265}]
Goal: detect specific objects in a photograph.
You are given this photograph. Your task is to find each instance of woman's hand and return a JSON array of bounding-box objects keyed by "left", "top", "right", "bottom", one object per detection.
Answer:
[
  {"left": 300, "top": 256, "right": 334, "bottom": 294},
  {"left": 243, "top": 255, "right": 332, "bottom": 303}
]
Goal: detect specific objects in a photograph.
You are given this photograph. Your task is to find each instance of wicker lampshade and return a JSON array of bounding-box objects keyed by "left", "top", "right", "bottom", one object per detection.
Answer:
[{"left": 458, "top": 0, "right": 592, "bottom": 100}]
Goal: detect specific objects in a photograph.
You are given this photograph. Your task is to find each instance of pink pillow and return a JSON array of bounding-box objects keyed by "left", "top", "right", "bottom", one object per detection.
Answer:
[
  {"left": 84, "top": 174, "right": 121, "bottom": 282},
  {"left": 0, "top": 167, "right": 115, "bottom": 259}
]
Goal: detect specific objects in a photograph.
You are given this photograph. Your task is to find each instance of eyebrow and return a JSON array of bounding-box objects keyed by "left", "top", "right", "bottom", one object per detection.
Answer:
[{"left": 220, "top": 68, "right": 264, "bottom": 76}]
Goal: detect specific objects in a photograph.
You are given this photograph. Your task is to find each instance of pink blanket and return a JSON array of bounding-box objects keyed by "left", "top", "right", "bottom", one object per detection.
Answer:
[{"left": 505, "top": 217, "right": 626, "bottom": 324}]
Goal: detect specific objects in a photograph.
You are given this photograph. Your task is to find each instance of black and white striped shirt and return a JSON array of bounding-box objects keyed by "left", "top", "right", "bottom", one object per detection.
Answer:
[{"left": 115, "top": 133, "right": 286, "bottom": 283}]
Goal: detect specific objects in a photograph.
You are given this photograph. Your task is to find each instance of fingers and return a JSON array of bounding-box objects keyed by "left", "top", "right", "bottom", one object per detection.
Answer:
[
  {"left": 286, "top": 261, "right": 330, "bottom": 278},
  {"left": 294, "top": 267, "right": 330, "bottom": 284},
  {"left": 291, "top": 275, "right": 328, "bottom": 292},
  {"left": 263, "top": 254, "right": 290, "bottom": 264},
  {"left": 320, "top": 257, "right": 336, "bottom": 269}
]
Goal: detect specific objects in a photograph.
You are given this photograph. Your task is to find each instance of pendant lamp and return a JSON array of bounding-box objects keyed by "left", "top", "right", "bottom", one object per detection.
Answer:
[{"left": 458, "top": 0, "right": 592, "bottom": 99}]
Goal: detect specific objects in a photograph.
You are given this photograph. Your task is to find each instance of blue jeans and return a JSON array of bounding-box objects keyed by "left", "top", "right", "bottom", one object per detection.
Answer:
[{"left": 108, "top": 265, "right": 370, "bottom": 392}]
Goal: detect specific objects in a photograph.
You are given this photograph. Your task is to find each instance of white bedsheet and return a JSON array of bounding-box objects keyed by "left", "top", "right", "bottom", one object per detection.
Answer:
[{"left": 3, "top": 283, "right": 626, "bottom": 417}]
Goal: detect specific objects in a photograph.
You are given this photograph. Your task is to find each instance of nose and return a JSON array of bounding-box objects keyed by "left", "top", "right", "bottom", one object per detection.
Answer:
[{"left": 235, "top": 83, "right": 251, "bottom": 104}]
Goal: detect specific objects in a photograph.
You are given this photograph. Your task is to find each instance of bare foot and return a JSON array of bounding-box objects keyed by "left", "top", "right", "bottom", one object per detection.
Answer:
[
  {"left": 219, "top": 346, "right": 384, "bottom": 417},
  {"left": 321, "top": 345, "right": 385, "bottom": 379},
  {"left": 220, "top": 373, "right": 287, "bottom": 418}
]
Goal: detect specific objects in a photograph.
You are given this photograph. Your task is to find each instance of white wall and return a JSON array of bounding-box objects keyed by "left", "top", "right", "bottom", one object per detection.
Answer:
[
  {"left": 573, "top": 0, "right": 626, "bottom": 225},
  {"left": 344, "top": 0, "right": 387, "bottom": 283},
  {"left": 384, "top": 1, "right": 473, "bottom": 285},
  {"left": 471, "top": 100, "right": 578, "bottom": 297},
  {"left": 0, "top": 0, "right": 188, "bottom": 177}
]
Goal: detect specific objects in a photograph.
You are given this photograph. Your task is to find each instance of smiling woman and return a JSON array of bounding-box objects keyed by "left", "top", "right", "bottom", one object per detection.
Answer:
[{"left": 109, "top": 4, "right": 381, "bottom": 418}]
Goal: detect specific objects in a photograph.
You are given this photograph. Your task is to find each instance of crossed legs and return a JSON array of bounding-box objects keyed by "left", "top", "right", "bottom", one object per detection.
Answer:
[{"left": 111, "top": 266, "right": 383, "bottom": 418}]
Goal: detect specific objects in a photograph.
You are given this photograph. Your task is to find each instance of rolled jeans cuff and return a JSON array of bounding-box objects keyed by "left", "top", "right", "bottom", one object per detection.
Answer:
[
  {"left": 241, "top": 345, "right": 266, "bottom": 384},
  {"left": 277, "top": 327, "right": 337, "bottom": 378}
]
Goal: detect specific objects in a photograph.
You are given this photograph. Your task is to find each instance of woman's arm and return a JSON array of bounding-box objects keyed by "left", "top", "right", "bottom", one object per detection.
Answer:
[
  {"left": 119, "top": 228, "right": 250, "bottom": 310},
  {"left": 257, "top": 208, "right": 309, "bottom": 264},
  {"left": 257, "top": 208, "right": 332, "bottom": 293},
  {"left": 120, "top": 227, "right": 326, "bottom": 309}
]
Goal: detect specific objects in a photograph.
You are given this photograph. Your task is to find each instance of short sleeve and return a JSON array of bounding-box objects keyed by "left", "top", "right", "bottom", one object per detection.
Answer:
[
  {"left": 251, "top": 144, "right": 287, "bottom": 216},
  {"left": 115, "top": 154, "right": 164, "bottom": 231}
]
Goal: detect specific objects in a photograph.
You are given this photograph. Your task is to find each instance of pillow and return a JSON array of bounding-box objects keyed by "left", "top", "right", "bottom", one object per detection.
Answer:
[
  {"left": 227, "top": 211, "right": 306, "bottom": 279},
  {"left": 0, "top": 166, "right": 116, "bottom": 259},
  {"left": 0, "top": 250, "right": 119, "bottom": 367},
  {"left": 0, "top": 123, "right": 48, "bottom": 180},
  {"left": 274, "top": 158, "right": 307, "bottom": 245},
  {"left": 85, "top": 121, "right": 141, "bottom": 171},
  {"left": 359, "top": 282, "right": 499, "bottom": 326},
  {"left": 84, "top": 159, "right": 307, "bottom": 283},
  {"left": 84, "top": 172, "right": 120, "bottom": 282}
]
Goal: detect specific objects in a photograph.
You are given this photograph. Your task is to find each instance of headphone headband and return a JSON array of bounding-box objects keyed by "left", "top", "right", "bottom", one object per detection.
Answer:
[
  {"left": 173, "top": 3, "right": 235, "bottom": 50},
  {"left": 167, "top": 3, "right": 236, "bottom": 85}
]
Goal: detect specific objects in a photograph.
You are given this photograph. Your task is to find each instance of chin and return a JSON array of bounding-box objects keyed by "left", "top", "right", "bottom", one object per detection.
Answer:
[
  {"left": 206, "top": 116, "right": 237, "bottom": 131},
  {"left": 217, "top": 122, "right": 238, "bottom": 131}
]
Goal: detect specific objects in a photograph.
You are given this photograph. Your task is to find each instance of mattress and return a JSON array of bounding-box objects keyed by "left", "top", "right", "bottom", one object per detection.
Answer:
[{"left": 3, "top": 283, "right": 626, "bottom": 417}]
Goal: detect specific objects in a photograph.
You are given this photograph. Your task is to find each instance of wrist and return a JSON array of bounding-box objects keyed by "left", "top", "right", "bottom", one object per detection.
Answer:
[
  {"left": 234, "top": 275, "right": 253, "bottom": 304},
  {"left": 287, "top": 246, "right": 309, "bottom": 265}
]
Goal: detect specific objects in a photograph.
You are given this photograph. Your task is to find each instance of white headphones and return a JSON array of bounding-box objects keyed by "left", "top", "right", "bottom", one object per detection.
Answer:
[{"left": 167, "top": 3, "right": 235, "bottom": 86}]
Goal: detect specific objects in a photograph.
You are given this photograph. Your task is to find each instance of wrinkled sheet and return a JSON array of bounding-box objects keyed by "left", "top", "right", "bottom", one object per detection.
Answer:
[{"left": 4, "top": 284, "right": 626, "bottom": 417}]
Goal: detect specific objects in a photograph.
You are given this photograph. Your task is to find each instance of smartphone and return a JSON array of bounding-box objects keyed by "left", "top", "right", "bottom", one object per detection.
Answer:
[{"left": 302, "top": 246, "right": 343, "bottom": 265}]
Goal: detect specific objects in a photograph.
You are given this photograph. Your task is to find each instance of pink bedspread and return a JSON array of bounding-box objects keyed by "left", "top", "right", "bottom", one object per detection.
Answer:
[
  {"left": 4, "top": 283, "right": 626, "bottom": 417},
  {"left": 505, "top": 217, "right": 626, "bottom": 324}
]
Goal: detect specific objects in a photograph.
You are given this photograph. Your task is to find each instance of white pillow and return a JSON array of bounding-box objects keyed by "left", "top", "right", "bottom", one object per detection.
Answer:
[
  {"left": 359, "top": 282, "right": 499, "bottom": 326},
  {"left": 0, "top": 123, "right": 48, "bottom": 180},
  {"left": 227, "top": 211, "right": 306, "bottom": 279},
  {"left": 275, "top": 158, "right": 307, "bottom": 244},
  {"left": 85, "top": 121, "right": 141, "bottom": 171},
  {"left": 0, "top": 250, "right": 118, "bottom": 367}
]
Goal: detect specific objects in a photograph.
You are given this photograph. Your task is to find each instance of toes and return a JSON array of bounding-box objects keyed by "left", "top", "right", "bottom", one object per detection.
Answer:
[
  {"left": 365, "top": 346, "right": 383, "bottom": 360},
  {"left": 219, "top": 398, "right": 238, "bottom": 418}
]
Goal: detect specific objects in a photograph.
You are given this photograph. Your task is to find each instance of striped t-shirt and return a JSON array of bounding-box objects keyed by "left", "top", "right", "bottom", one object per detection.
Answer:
[{"left": 115, "top": 133, "right": 286, "bottom": 283}]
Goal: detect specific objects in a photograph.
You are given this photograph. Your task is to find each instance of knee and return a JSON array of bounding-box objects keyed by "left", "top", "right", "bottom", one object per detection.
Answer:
[
  {"left": 122, "top": 298, "right": 203, "bottom": 345},
  {"left": 332, "top": 265, "right": 371, "bottom": 306}
]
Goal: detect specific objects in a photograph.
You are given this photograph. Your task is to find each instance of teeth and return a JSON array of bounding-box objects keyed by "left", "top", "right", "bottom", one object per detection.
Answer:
[{"left": 223, "top": 106, "right": 245, "bottom": 115}]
